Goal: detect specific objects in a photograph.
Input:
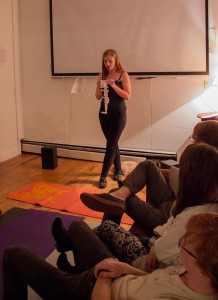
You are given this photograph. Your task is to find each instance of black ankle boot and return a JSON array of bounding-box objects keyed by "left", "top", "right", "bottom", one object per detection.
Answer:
[
  {"left": 113, "top": 171, "right": 122, "bottom": 181},
  {"left": 99, "top": 177, "right": 107, "bottom": 189},
  {"left": 51, "top": 217, "right": 70, "bottom": 252}
]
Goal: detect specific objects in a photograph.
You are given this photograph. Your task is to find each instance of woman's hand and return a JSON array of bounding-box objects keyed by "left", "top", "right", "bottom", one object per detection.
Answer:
[
  {"left": 106, "top": 78, "right": 115, "bottom": 87},
  {"left": 95, "top": 75, "right": 103, "bottom": 100},
  {"left": 94, "top": 258, "right": 124, "bottom": 278},
  {"left": 94, "top": 258, "right": 147, "bottom": 279},
  {"left": 145, "top": 245, "right": 158, "bottom": 272},
  {"left": 96, "top": 79, "right": 102, "bottom": 89}
]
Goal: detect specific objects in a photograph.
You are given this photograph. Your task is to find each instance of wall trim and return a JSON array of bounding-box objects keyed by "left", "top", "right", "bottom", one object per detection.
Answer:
[{"left": 21, "top": 139, "right": 176, "bottom": 162}]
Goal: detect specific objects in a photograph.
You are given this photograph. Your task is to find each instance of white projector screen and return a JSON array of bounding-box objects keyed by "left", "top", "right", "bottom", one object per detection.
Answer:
[{"left": 50, "top": 0, "right": 208, "bottom": 76}]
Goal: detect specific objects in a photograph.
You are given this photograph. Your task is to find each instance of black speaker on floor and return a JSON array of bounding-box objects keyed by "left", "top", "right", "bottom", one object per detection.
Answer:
[{"left": 41, "top": 146, "right": 58, "bottom": 169}]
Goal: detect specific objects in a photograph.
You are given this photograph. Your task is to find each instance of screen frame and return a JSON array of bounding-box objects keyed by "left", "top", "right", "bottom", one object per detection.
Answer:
[{"left": 49, "top": 0, "right": 209, "bottom": 77}]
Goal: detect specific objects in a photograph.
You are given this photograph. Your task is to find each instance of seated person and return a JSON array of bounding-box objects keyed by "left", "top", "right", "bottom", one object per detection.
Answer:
[
  {"left": 58, "top": 143, "right": 218, "bottom": 273},
  {"left": 80, "top": 120, "right": 218, "bottom": 236},
  {"left": 2, "top": 213, "right": 218, "bottom": 299}
]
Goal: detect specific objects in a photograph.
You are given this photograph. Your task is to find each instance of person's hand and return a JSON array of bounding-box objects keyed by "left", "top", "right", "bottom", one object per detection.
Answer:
[
  {"left": 94, "top": 258, "right": 125, "bottom": 279},
  {"left": 145, "top": 245, "right": 158, "bottom": 272},
  {"left": 97, "top": 80, "right": 102, "bottom": 89},
  {"left": 106, "top": 79, "right": 115, "bottom": 87}
]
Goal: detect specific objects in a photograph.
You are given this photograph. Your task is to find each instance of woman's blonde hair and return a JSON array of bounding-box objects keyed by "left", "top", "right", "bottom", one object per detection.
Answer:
[{"left": 101, "top": 49, "right": 125, "bottom": 78}]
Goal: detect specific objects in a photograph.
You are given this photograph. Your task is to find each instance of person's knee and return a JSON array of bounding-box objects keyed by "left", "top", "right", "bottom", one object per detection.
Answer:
[
  {"left": 68, "top": 221, "right": 90, "bottom": 239},
  {"left": 3, "top": 245, "right": 25, "bottom": 266},
  {"left": 143, "top": 160, "right": 161, "bottom": 177},
  {"left": 134, "top": 160, "right": 158, "bottom": 173},
  {"left": 144, "top": 159, "right": 158, "bottom": 168},
  {"left": 4, "top": 244, "right": 25, "bottom": 255},
  {"left": 69, "top": 220, "right": 85, "bottom": 231}
]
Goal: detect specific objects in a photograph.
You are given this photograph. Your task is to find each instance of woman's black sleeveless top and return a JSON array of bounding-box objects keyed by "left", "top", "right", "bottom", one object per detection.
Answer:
[{"left": 100, "top": 72, "right": 127, "bottom": 113}]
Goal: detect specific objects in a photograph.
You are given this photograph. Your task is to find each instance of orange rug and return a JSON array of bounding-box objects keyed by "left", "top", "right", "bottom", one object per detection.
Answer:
[{"left": 7, "top": 181, "right": 134, "bottom": 225}]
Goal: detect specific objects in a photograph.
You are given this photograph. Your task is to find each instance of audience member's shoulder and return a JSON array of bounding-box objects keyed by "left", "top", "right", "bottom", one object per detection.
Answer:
[{"left": 182, "top": 203, "right": 218, "bottom": 215}]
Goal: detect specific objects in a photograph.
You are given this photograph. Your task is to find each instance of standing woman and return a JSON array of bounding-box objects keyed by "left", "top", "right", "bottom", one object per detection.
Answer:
[{"left": 95, "top": 49, "right": 131, "bottom": 188}]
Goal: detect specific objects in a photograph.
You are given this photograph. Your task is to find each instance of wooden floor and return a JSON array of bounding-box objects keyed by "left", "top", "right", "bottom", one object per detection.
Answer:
[{"left": 0, "top": 153, "right": 137, "bottom": 228}]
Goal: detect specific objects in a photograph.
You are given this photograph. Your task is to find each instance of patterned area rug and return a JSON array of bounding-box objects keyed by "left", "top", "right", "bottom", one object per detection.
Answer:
[{"left": 7, "top": 181, "right": 134, "bottom": 225}]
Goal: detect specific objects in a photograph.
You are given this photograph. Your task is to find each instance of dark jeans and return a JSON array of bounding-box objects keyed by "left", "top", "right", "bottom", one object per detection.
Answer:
[
  {"left": 3, "top": 221, "right": 113, "bottom": 300},
  {"left": 103, "top": 160, "right": 175, "bottom": 236},
  {"left": 99, "top": 110, "right": 126, "bottom": 177}
]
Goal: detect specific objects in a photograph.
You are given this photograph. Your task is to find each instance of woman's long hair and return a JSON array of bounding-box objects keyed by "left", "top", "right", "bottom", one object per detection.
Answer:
[
  {"left": 101, "top": 49, "right": 125, "bottom": 79},
  {"left": 173, "top": 143, "right": 218, "bottom": 216}
]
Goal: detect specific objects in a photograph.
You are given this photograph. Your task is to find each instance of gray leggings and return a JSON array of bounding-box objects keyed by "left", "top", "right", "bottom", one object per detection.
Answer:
[{"left": 103, "top": 160, "right": 175, "bottom": 235}]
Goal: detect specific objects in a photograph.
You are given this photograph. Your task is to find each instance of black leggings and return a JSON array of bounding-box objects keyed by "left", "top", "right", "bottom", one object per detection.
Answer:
[{"left": 99, "top": 110, "right": 126, "bottom": 177}]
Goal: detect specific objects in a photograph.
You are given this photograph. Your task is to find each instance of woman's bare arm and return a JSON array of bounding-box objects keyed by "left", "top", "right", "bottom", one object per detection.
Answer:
[
  {"left": 91, "top": 277, "right": 112, "bottom": 300},
  {"left": 94, "top": 258, "right": 147, "bottom": 279},
  {"left": 95, "top": 73, "right": 103, "bottom": 100}
]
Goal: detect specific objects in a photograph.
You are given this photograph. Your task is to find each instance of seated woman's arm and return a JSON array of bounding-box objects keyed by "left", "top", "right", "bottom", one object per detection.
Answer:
[
  {"left": 91, "top": 259, "right": 148, "bottom": 300},
  {"left": 91, "top": 277, "right": 112, "bottom": 300},
  {"left": 94, "top": 258, "right": 147, "bottom": 279}
]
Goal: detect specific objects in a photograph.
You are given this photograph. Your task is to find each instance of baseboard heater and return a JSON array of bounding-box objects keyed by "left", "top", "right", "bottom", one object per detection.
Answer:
[{"left": 21, "top": 139, "right": 176, "bottom": 162}]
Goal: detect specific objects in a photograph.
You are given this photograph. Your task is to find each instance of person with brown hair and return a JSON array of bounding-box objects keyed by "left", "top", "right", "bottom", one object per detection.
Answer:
[
  {"left": 95, "top": 49, "right": 131, "bottom": 188},
  {"left": 192, "top": 119, "right": 218, "bottom": 147},
  {"left": 81, "top": 120, "right": 218, "bottom": 235},
  {"left": 77, "top": 143, "right": 218, "bottom": 273},
  {"left": 3, "top": 213, "right": 218, "bottom": 299}
]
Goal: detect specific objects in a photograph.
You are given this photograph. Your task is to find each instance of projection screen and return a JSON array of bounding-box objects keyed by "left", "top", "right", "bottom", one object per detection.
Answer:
[{"left": 50, "top": 0, "right": 208, "bottom": 76}]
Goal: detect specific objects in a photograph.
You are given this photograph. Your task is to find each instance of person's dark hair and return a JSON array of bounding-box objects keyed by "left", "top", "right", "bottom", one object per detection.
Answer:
[
  {"left": 173, "top": 143, "right": 218, "bottom": 216},
  {"left": 102, "top": 49, "right": 125, "bottom": 78},
  {"left": 181, "top": 213, "right": 218, "bottom": 293},
  {"left": 193, "top": 120, "right": 218, "bottom": 148}
]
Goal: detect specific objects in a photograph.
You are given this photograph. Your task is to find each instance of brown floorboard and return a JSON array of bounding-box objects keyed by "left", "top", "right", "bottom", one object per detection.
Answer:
[{"left": 0, "top": 153, "right": 138, "bottom": 229}]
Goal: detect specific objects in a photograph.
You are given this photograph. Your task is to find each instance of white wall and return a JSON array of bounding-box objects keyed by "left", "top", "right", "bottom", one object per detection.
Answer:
[
  {"left": 18, "top": 0, "right": 218, "bottom": 155},
  {"left": 0, "top": 0, "right": 22, "bottom": 162},
  {"left": 1, "top": 0, "right": 218, "bottom": 163}
]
